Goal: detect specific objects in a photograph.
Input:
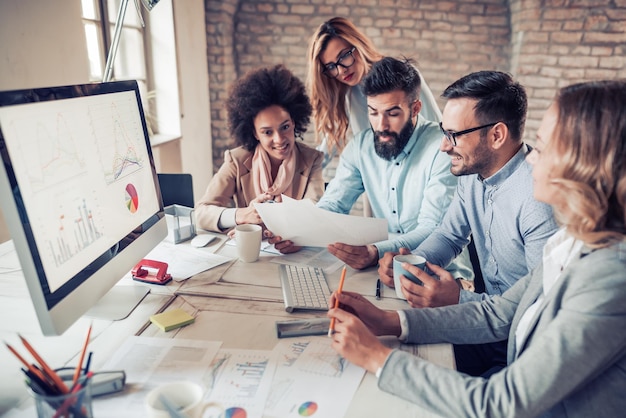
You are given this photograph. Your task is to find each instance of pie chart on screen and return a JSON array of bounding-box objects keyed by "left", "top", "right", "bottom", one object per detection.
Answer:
[{"left": 125, "top": 183, "right": 139, "bottom": 213}]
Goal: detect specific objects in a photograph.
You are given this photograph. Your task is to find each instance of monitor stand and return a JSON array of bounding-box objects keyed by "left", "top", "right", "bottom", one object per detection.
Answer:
[{"left": 84, "top": 286, "right": 150, "bottom": 321}]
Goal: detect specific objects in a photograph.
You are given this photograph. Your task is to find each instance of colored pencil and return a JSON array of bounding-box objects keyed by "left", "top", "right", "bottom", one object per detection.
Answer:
[
  {"left": 5, "top": 342, "right": 54, "bottom": 390},
  {"left": 72, "top": 325, "right": 92, "bottom": 385},
  {"left": 18, "top": 334, "right": 69, "bottom": 394},
  {"left": 328, "top": 266, "right": 347, "bottom": 337}
]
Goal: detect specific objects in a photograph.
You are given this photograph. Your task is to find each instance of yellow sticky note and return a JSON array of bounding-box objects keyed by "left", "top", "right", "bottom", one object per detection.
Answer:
[{"left": 149, "top": 308, "right": 195, "bottom": 332}]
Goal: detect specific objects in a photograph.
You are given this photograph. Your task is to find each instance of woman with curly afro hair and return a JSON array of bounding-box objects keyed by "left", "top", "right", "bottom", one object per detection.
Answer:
[{"left": 195, "top": 65, "right": 324, "bottom": 235}]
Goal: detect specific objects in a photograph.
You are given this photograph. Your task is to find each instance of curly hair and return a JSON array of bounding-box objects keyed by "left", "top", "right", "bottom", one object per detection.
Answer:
[
  {"left": 226, "top": 64, "right": 312, "bottom": 151},
  {"left": 547, "top": 79, "right": 626, "bottom": 247},
  {"left": 307, "top": 17, "right": 382, "bottom": 152}
]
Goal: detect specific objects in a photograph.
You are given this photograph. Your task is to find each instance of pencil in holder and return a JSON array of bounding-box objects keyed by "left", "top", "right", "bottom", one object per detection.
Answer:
[{"left": 28, "top": 377, "right": 93, "bottom": 418}]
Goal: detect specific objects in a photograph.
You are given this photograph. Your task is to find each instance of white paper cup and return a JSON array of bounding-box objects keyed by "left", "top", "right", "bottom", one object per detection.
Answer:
[
  {"left": 393, "top": 255, "right": 426, "bottom": 299},
  {"left": 235, "top": 224, "right": 262, "bottom": 262},
  {"left": 145, "top": 381, "right": 222, "bottom": 418}
]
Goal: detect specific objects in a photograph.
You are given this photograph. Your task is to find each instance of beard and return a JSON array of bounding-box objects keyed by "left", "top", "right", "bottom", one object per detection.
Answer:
[
  {"left": 449, "top": 135, "right": 496, "bottom": 177},
  {"left": 373, "top": 118, "right": 416, "bottom": 161}
]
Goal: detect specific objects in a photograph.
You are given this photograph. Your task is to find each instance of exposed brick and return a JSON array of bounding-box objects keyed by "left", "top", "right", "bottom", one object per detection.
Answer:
[
  {"left": 591, "top": 46, "right": 614, "bottom": 56},
  {"left": 550, "top": 31, "right": 583, "bottom": 44},
  {"left": 205, "top": 0, "right": 626, "bottom": 169},
  {"left": 562, "top": 21, "right": 584, "bottom": 30},
  {"left": 257, "top": 3, "right": 274, "bottom": 13},
  {"left": 558, "top": 55, "right": 600, "bottom": 68},
  {"left": 470, "top": 15, "right": 509, "bottom": 27},
  {"left": 543, "top": 8, "right": 584, "bottom": 20},
  {"left": 524, "top": 31, "right": 550, "bottom": 43},
  {"left": 584, "top": 14, "right": 610, "bottom": 31},
  {"left": 291, "top": 5, "right": 315, "bottom": 14},
  {"left": 584, "top": 68, "right": 621, "bottom": 79}
]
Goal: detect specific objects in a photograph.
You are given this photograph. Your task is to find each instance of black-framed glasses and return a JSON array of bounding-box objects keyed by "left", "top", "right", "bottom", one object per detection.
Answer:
[
  {"left": 322, "top": 47, "right": 356, "bottom": 78},
  {"left": 439, "top": 121, "right": 498, "bottom": 146}
]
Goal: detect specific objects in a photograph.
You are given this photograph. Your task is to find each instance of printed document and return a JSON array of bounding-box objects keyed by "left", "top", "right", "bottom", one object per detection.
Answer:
[{"left": 254, "top": 196, "right": 387, "bottom": 247}]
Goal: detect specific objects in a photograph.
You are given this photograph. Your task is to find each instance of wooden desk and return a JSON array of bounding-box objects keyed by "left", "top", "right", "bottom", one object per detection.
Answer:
[
  {"left": 0, "top": 239, "right": 454, "bottom": 417},
  {"left": 142, "top": 244, "right": 454, "bottom": 418}
]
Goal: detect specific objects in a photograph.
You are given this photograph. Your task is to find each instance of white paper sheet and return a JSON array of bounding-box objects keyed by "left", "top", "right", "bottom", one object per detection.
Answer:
[
  {"left": 143, "top": 241, "right": 233, "bottom": 281},
  {"left": 254, "top": 196, "right": 388, "bottom": 247},
  {"left": 204, "top": 348, "right": 279, "bottom": 418},
  {"left": 264, "top": 337, "right": 366, "bottom": 418},
  {"left": 94, "top": 336, "right": 223, "bottom": 417}
]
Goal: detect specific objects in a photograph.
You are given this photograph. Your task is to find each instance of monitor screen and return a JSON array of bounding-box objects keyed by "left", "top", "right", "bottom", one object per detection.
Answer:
[{"left": 0, "top": 80, "right": 167, "bottom": 335}]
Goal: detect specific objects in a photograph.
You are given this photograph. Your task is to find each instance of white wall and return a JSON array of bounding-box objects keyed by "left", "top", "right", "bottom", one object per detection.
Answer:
[
  {"left": 0, "top": 1, "right": 90, "bottom": 242},
  {"left": 0, "top": 0, "right": 213, "bottom": 242},
  {"left": 0, "top": 1, "right": 89, "bottom": 90}
]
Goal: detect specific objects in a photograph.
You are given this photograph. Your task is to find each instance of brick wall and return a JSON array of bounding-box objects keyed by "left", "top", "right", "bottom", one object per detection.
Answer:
[{"left": 205, "top": 0, "right": 626, "bottom": 170}]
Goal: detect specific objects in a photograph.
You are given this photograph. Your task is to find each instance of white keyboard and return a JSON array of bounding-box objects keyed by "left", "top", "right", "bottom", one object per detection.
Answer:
[{"left": 278, "top": 264, "right": 332, "bottom": 313}]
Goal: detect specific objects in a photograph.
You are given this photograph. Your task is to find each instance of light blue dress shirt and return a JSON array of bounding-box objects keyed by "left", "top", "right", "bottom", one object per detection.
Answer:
[
  {"left": 317, "top": 115, "right": 457, "bottom": 257},
  {"left": 415, "top": 144, "right": 559, "bottom": 302}
]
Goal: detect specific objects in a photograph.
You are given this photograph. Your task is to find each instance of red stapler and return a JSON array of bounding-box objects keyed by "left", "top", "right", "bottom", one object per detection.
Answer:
[{"left": 132, "top": 259, "right": 172, "bottom": 285}]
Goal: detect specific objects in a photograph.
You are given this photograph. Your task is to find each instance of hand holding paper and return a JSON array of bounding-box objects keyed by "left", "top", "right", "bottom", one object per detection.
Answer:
[{"left": 254, "top": 196, "right": 387, "bottom": 247}]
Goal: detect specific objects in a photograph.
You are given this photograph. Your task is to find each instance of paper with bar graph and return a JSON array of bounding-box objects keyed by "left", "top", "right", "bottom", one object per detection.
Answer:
[{"left": 264, "top": 337, "right": 366, "bottom": 418}]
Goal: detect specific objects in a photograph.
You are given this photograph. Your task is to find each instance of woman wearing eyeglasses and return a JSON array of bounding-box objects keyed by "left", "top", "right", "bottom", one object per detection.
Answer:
[
  {"left": 307, "top": 17, "right": 442, "bottom": 163},
  {"left": 327, "top": 79, "right": 626, "bottom": 417},
  {"left": 195, "top": 65, "right": 324, "bottom": 233}
]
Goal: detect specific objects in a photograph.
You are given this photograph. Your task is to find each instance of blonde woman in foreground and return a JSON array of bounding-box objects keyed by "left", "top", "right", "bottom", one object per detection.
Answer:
[{"left": 328, "top": 79, "right": 626, "bottom": 417}]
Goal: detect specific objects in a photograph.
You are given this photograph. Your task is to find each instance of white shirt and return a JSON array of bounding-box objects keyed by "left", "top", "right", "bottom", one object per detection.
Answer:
[{"left": 514, "top": 228, "right": 584, "bottom": 351}]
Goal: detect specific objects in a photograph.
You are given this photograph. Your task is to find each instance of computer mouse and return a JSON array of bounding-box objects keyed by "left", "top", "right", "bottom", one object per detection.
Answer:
[{"left": 190, "top": 234, "right": 217, "bottom": 248}]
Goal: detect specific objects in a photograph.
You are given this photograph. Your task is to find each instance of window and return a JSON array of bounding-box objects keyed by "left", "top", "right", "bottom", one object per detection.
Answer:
[
  {"left": 81, "top": 0, "right": 147, "bottom": 84},
  {"left": 81, "top": 0, "right": 181, "bottom": 143}
]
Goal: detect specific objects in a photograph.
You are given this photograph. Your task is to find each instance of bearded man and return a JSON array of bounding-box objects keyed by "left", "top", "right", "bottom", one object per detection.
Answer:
[{"left": 288, "top": 57, "right": 465, "bottom": 271}]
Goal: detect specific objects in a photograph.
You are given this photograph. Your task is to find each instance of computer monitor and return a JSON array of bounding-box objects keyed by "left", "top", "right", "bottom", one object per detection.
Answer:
[{"left": 0, "top": 80, "right": 167, "bottom": 336}]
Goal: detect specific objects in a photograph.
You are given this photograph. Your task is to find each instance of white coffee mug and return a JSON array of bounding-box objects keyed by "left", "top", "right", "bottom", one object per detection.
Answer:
[
  {"left": 145, "top": 381, "right": 222, "bottom": 418},
  {"left": 234, "top": 224, "right": 262, "bottom": 262},
  {"left": 393, "top": 254, "right": 427, "bottom": 299}
]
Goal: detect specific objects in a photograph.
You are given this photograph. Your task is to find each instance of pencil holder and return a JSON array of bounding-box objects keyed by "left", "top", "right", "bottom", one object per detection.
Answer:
[
  {"left": 164, "top": 204, "right": 196, "bottom": 243},
  {"left": 28, "top": 379, "right": 93, "bottom": 418}
]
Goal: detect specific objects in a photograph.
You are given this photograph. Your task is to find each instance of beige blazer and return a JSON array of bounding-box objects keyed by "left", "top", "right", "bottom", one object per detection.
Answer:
[{"left": 195, "top": 142, "right": 324, "bottom": 232}]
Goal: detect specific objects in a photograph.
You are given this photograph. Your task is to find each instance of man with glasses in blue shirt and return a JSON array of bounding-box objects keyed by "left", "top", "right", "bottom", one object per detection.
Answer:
[{"left": 378, "top": 70, "right": 559, "bottom": 377}]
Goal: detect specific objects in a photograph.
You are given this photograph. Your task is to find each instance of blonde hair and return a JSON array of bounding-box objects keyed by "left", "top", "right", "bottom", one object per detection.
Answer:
[
  {"left": 547, "top": 80, "right": 626, "bottom": 248},
  {"left": 307, "top": 17, "right": 382, "bottom": 152}
]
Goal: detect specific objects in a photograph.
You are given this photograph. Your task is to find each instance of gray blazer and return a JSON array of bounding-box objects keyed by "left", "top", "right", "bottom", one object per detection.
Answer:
[{"left": 379, "top": 240, "right": 626, "bottom": 418}]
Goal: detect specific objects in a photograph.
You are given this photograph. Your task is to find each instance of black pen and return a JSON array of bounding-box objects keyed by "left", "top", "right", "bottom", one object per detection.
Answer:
[{"left": 375, "top": 279, "right": 382, "bottom": 300}]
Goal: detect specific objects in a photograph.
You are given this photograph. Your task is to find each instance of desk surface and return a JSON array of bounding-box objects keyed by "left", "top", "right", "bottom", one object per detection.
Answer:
[{"left": 0, "top": 238, "right": 453, "bottom": 417}]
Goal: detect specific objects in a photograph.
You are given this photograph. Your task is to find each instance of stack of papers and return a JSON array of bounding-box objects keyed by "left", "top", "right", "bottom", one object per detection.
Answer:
[{"left": 91, "top": 336, "right": 365, "bottom": 418}]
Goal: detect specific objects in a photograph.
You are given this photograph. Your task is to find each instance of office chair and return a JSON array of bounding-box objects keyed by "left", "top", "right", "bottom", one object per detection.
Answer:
[{"left": 157, "top": 173, "right": 194, "bottom": 208}]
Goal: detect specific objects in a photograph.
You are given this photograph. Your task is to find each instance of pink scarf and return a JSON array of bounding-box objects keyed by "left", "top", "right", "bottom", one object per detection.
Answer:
[{"left": 251, "top": 144, "right": 296, "bottom": 202}]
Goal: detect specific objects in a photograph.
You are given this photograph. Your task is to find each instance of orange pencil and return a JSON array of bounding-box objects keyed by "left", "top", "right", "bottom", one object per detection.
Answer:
[
  {"left": 72, "top": 324, "right": 92, "bottom": 385},
  {"left": 5, "top": 342, "right": 51, "bottom": 385},
  {"left": 328, "top": 266, "right": 347, "bottom": 337},
  {"left": 18, "top": 334, "right": 69, "bottom": 394}
]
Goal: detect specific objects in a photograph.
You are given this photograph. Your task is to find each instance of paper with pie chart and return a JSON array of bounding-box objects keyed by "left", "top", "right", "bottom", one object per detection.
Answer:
[{"left": 264, "top": 337, "right": 366, "bottom": 418}]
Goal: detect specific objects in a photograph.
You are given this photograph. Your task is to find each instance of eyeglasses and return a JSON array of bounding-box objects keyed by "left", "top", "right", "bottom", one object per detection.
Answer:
[
  {"left": 322, "top": 47, "right": 356, "bottom": 78},
  {"left": 439, "top": 121, "right": 498, "bottom": 147}
]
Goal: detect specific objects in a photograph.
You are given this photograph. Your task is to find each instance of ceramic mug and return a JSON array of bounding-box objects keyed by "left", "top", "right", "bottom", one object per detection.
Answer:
[
  {"left": 234, "top": 224, "right": 262, "bottom": 262},
  {"left": 393, "top": 254, "right": 427, "bottom": 299},
  {"left": 145, "top": 381, "right": 222, "bottom": 418}
]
